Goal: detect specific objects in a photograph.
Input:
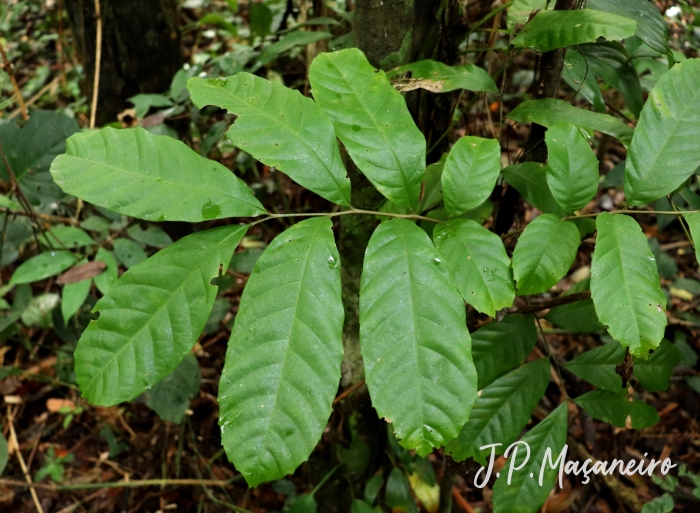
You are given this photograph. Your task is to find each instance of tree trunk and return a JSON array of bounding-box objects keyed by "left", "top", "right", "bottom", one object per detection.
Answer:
[{"left": 64, "top": 0, "right": 183, "bottom": 125}]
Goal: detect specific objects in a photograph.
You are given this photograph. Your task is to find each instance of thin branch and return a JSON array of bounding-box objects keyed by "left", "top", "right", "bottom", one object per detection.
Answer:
[
  {"left": 6, "top": 407, "right": 45, "bottom": 513},
  {"left": 0, "top": 40, "right": 28, "bottom": 120},
  {"left": 0, "top": 477, "right": 238, "bottom": 492},
  {"left": 514, "top": 291, "right": 591, "bottom": 314},
  {"left": 89, "top": 0, "right": 102, "bottom": 129},
  {"left": 0, "top": 209, "right": 81, "bottom": 226}
]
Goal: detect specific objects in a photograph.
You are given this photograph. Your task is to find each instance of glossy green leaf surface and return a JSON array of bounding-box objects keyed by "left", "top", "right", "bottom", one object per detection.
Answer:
[
  {"left": 74, "top": 225, "right": 247, "bottom": 406},
  {"left": 545, "top": 278, "right": 605, "bottom": 333},
  {"left": 471, "top": 314, "right": 537, "bottom": 389},
  {"left": 433, "top": 219, "right": 515, "bottom": 317},
  {"left": 43, "top": 226, "right": 94, "bottom": 249},
  {"left": 545, "top": 122, "right": 599, "bottom": 212},
  {"left": 512, "top": 10, "right": 637, "bottom": 53},
  {"left": 562, "top": 49, "right": 606, "bottom": 112},
  {"left": 507, "top": 0, "right": 551, "bottom": 31},
  {"left": 508, "top": 99, "right": 634, "bottom": 146},
  {"left": 10, "top": 251, "right": 77, "bottom": 285},
  {"left": 574, "top": 390, "right": 659, "bottom": 429},
  {"left": 188, "top": 73, "right": 351, "bottom": 205},
  {"left": 563, "top": 342, "right": 625, "bottom": 391},
  {"left": 633, "top": 339, "right": 684, "bottom": 392},
  {"left": 387, "top": 60, "right": 497, "bottom": 93},
  {"left": 586, "top": 0, "right": 668, "bottom": 54},
  {"left": 218, "top": 218, "right": 344, "bottom": 486},
  {"left": 625, "top": 59, "right": 700, "bottom": 205},
  {"left": 442, "top": 136, "right": 501, "bottom": 217},
  {"left": 360, "top": 219, "right": 477, "bottom": 456},
  {"left": 146, "top": 353, "right": 201, "bottom": 424},
  {"left": 446, "top": 358, "right": 550, "bottom": 465},
  {"left": 590, "top": 213, "right": 667, "bottom": 357},
  {"left": 309, "top": 49, "right": 425, "bottom": 210},
  {"left": 501, "top": 163, "right": 567, "bottom": 217},
  {"left": 512, "top": 215, "right": 580, "bottom": 296},
  {"left": 0, "top": 110, "right": 79, "bottom": 205},
  {"left": 578, "top": 42, "right": 644, "bottom": 118},
  {"left": 112, "top": 239, "right": 148, "bottom": 269},
  {"left": 684, "top": 212, "right": 700, "bottom": 265},
  {"left": 492, "top": 403, "right": 568, "bottom": 513},
  {"left": 51, "top": 128, "right": 266, "bottom": 221},
  {"left": 62, "top": 279, "right": 91, "bottom": 325}
]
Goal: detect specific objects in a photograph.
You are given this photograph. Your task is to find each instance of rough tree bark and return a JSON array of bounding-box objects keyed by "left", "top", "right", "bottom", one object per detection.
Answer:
[{"left": 64, "top": 0, "right": 183, "bottom": 125}]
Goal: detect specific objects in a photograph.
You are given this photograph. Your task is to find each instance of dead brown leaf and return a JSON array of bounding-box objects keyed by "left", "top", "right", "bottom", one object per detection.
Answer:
[{"left": 58, "top": 261, "right": 106, "bottom": 284}]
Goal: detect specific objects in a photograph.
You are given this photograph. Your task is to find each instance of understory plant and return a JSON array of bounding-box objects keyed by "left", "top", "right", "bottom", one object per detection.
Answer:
[{"left": 4, "top": 2, "right": 699, "bottom": 510}]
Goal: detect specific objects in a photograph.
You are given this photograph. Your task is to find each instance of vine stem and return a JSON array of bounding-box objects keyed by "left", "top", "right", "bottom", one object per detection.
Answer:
[{"left": 0, "top": 477, "right": 239, "bottom": 492}]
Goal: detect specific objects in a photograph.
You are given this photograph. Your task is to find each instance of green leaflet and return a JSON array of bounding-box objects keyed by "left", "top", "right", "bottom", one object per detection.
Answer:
[
  {"left": 545, "top": 278, "right": 605, "bottom": 333},
  {"left": 512, "top": 10, "right": 637, "bottom": 53},
  {"left": 625, "top": 59, "right": 700, "bottom": 205},
  {"left": 446, "top": 358, "right": 550, "bottom": 465},
  {"left": 433, "top": 219, "right": 515, "bottom": 317},
  {"left": 386, "top": 60, "right": 497, "bottom": 93},
  {"left": 633, "top": 339, "right": 684, "bottom": 392},
  {"left": 250, "top": 30, "right": 332, "bottom": 71},
  {"left": 112, "top": 239, "right": 148, "bottom": 269},
  {"left": 51, "top": 128, "right": 266, "bottom": 222},
  {"left": 187, "top": 73, "right": 351, "bottom": 206},
  {"left": 360, "top": 219, "right": 477, "bottom": 456},
  {"left": 61, "top": 279, "right": 91, "bottom": 325},
  {"left": 418, "top": 156, "right": 446, "bottom": 213},
  {"left": 562, "top": 48, "right": 606, "bottom": 112},
  {"left": 0, "top": 429, "right": 6, "bottom": 476},
  {"left": 508, "top": 99, "right": 634, "bottom": 146},
  {"left": 442, "top": 136, "right": 501, "bottom": 217},
  {"left": 43, "top": 226, "right": 94, "bottom": 249},
  {"left": 146, "top": 353, "right": 201, "bottom": 424},
  {"left": 563, "top": 342, "right": 626, "bottom": 391},
  {"left": 93, "top": 248, "right": 118, "bottom": 295},
  {"left": 471, "top": 314, "right": 537, "bottom": 389},
  {"left": 127, "top": 225, "right": 173, "bottom": 248},
  {"left": 512, "top": 214, "right": 580, "bottom": 296},
  {"left": 309, "top": 49, "right": 426, "bottom": 210},
  {"left": 578, "top": 42, "right": 644, "bottom": 118},
  {"left": 684, "top": 212, "right": 700, "bottom": 264},
  {"left": 586, "top": 0, "right": 669, "bottom": 54},
  {"left": 506, "top": 0, "right": 551, "bottom": 31},
  {"left": 590, "top": 213, "right": 667, "bottom": 357},
  {"left": 219, "top": 218, "right": 344, "bottom": 486},
  {"left": 492, "top": 403, "right": 568, "bottom": 513},
  {"left": 0, "top": 110, "right": 79, "bottom": 205},
  {"left": 74, "top": 224, "right": 247, "bottom": 406},
  {"left": 501, "top": 162, "right": 567, "bottom": 217},
  {"left": 10, "top": 250, "right": 77, "bottom": 285},
  {"left": 574, "top": 390, "right": 659, "bottom": 429},
  {"left": 545, "top": 122, "right": 599, "bottom": 213}
]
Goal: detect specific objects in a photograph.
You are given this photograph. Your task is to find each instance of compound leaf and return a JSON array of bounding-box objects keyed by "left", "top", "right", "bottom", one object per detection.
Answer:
[
  {"left": 512, "top": 214, "right": 580, "bottom": 296},
  {"left": 508, "top": 99, "right": 633, "bottom": 146},
  {"left": 545, "top": 122, "right": 599, "bottom": 213},
  {"left": 219, "top": 218, "right": 344, "bottom": 486},
  {"left": 446, "top": 358, "right": 550, "bottom": 465},
  {"left": 625, "top": 59, "right": 700, "bottom": 205},
  {"left": 633, "top": 339, "right": 684, "bottom": 392},
  {"left": 492, "top": 403, "right": 568, "bottom": 513},
  {"left": 563, "top": 342, "right": 626, "bottom": 391},
  {"left": 74, "top": 225, "right": 247, "bottom": 406},
  {"left": 433, "top": 219, "right": 515, "bottom": 317},
  {"left": 512, "top": 10, "right": 637, "bottom": 53},
  {"left": 471, "top": 314, "right": 537, "bottom": 389},
  {"left": 360, "top": 219, "right": 477, "bottom": 456},
  {"left": 574, "top": 390, "right": 659, "bottom": 429},
  {"left": 51, "top": 128, "right": 266, "bottom": 221},
  {"left": 188, "top": 73, "right": 351, "bottom": 206},
  {"left": 442, "top": 136, "right": 501, "bottom": 217},
  {"left": 309, "top": 49, "right": 425, "bottom": 211},
  {"left": 590, "top": 213, "right": 667, "bottom": 357}
]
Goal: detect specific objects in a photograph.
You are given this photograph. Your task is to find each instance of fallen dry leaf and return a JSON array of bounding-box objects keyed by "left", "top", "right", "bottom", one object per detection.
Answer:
[
  {"left": 58, "top": 261, "right": 106, "bottom": 284},
  {"left": 47, "top": 398, "right": 76, "bottom": 413}
]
